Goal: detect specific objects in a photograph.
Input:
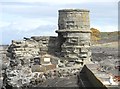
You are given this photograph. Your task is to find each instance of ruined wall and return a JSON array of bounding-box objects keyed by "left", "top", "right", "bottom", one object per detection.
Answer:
[
  {"left": 4, "top": 36, "right": 60, "bottom": 88},
  {"left": 3, "top": 9, "right": 93, "bottom": 88},
  {"left": 56, "top": 9, "right": 92, "bottom": 64},
  {"left": 6, "top": 36, "right": 59, "bottom": 73},
  {"left": 7, "top": 36, "right": 57, "bottom": 59}
]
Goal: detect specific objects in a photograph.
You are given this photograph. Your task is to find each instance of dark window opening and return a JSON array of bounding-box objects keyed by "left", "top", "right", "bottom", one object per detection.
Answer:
[
  {"left": 66, "top": 21, "right": 74, "bottom": 24},
  {"left": 34, "top": 57, "right": 40, "bottom": 65},
  {"left": 89, "top": 43, "right": 91, "bottom": 46}
]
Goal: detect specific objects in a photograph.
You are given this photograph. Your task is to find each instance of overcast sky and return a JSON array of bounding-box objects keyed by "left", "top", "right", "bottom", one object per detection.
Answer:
[{"left": 0, "top": 0, "right": 119, "bottom": 44}]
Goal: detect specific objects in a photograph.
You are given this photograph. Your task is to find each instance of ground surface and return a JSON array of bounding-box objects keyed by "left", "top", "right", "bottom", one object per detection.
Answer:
[{"left": 38, "top": 76, "right": 79, "bottom": 87}]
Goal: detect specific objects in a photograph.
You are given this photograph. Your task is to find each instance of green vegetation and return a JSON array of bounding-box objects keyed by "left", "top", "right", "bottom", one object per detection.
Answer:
[
  {"left": 90, "top": 28, "right": 120, "bottom": 44},
  {"left": 99, "top": 31, "right": 119, "bottom": 44},
  {"left": 90, "top": 28, "right": 101, "bottom": 44}
]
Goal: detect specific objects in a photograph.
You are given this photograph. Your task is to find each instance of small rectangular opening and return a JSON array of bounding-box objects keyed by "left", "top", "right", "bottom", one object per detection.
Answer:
[{"left": 34, "top": 57, "right": 40, "bottom": 65}]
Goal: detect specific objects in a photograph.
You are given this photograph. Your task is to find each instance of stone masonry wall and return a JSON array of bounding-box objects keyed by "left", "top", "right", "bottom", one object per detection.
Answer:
[
  {"left": 7, "top": 36, "right": 57, "bottom": 59},
  {"left": 56, "top": 9, "right": 92, "bottom": 65}
]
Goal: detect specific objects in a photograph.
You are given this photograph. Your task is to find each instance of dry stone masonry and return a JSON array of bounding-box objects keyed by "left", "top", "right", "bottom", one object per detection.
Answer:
[
  {"left": 3, "top": 9, "right": 93, "bottom": 88},
  {"left": 56, "top": 9, "right": 92, "bottom": 64}
]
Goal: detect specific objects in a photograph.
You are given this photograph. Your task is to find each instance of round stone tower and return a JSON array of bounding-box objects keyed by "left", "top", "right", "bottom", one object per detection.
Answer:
[{"left": 56, "top": 9, "right": 92, "bottom": 65}]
